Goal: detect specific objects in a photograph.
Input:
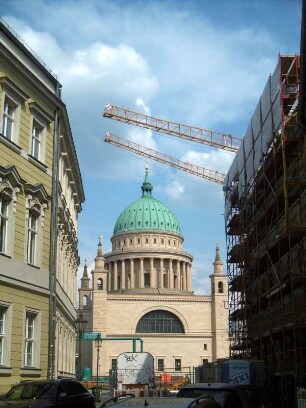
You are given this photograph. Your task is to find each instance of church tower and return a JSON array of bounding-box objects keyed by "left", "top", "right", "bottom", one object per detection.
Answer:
[
  {"left": 210, "top": 242, "right": 229, "bottom": 361},
  {"left": 91, "top": 236, "right": 108, "bottom": 335},
  {"left": 78, "top": 261, "right": 91, "bottom": 310}
]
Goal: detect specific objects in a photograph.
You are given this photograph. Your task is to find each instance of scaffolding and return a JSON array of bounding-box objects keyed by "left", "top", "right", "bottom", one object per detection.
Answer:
[{"left": 224, "top": 55, "right": 306, "bottom": 407}]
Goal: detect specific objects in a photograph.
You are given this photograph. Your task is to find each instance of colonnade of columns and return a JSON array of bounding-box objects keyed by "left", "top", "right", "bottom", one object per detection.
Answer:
[{"left": 106, "top": 257, "right": 192, "bottom": 292}]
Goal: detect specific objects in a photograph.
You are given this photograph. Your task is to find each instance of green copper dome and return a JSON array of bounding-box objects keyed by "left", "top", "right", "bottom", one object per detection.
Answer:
[{"left": 113, "top": 165, "right": 181, "bottom": 236}]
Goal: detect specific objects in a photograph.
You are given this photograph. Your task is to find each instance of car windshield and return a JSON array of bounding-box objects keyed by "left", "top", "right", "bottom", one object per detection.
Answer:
[{"left": 5, "top": 382, "right": 55, "bottom": 400}]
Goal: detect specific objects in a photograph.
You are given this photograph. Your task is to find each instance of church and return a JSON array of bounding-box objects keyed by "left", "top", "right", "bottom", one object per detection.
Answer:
[{"left": 78, "top": 165, "right": 229, "bottom": 381}]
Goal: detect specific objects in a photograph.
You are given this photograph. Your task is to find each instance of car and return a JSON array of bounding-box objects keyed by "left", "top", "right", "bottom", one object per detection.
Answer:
[
  {"left": 176, "top": 383, "right": 264, "bottom": 408},
  {"left": 0, "top": 378, "right": 96, "bottom": 408},
  {"left": 100, "top": 394, "right": 221, "bottom": 408}
]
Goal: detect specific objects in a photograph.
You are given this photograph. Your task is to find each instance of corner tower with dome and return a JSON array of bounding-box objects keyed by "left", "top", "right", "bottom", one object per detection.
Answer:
[{"left": 78, "top": 165, "right": 229, "bottom": 381}]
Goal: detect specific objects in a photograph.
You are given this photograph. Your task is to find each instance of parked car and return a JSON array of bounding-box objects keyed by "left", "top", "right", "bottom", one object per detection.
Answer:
[
  {"left": 176, "top": 383, "right": 265, "bottom": 408},
  {"left": 0, "top": 378, "right": 96, "bottom": 408},
  {"left": 100, "top": 394, "right": 221, "bottom": 408}
]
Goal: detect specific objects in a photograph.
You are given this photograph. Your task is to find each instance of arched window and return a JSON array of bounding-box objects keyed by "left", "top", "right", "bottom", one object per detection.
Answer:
[
  {"left": 82, "top": 295, "right": 88, "bottom": 307},
  {"left": 136, "top": 311, "right": 184, "bottom": 333},
  {"left": 218, "top": 281, "right": 224, "bottom": 293},
  {"left": 97, "top": 278, "right": 103, "bottom": 290}
]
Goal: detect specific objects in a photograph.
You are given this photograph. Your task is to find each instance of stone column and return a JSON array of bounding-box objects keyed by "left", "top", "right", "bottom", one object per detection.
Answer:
[
  {"left": 130, "top": 258, "right": 134, "bottom": 288},
  {"left": 150, "top": 257, "right": 156, "bottom": 288},
  {"left": 159, "top": 258, "right": 164, "bottom": 288},
  {"left": 182, "top": 262, "right": 186, "bottom": 290},
  {"left": 187, "top": 263, "right": 191, "bottom": 291},
  {"left": 108, "top": 262, "right": 112, "bottom": 291},
  {"left": 177, "top": 260, "right": 181, "bottom": 289},
  {"left": 140, "top": 258, "right": 144, "bottom": 288},
  {"left": 121, "top": 259, "right": 126, "bottom": 289},
  {"left": 169, "top": 259, "right": 174, "bottom": 289},
  {"left": 114, "top": 261, "right": 118, "bottom": 290}
]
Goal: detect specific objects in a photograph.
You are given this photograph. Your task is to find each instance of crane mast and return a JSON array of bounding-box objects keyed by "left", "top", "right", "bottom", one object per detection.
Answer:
[
  {"left": 103, "top": 103, "right": 241, "bottom": 153},
  {"left": 105, "top": 132, "right": 226, "bottom": 185}
]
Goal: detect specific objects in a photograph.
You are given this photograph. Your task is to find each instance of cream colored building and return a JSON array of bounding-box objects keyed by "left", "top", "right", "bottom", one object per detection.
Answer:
[
  {"left": 78, "top": 167, "right": 229, "bottom": 382},
  {"left": 0, "top": 19, "right": 84, "bottom": 392}
]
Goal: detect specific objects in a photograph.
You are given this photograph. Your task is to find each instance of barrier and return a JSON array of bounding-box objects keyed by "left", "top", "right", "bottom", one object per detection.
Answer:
[{"left": 115, "top": 389, "right": 163, "bottom": 397}]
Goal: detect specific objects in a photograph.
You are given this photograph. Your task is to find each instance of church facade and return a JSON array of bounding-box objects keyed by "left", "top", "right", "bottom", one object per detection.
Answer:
[{"left": 78, "top": 167, "right": 229, "bottom": 380}]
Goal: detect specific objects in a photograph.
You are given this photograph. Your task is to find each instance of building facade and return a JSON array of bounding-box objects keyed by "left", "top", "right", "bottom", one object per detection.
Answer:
[
  {"left": 78, "top": 166, "right": 229, "bottom": 382},
  {"left": 224, "top": 55, "right": 304, "bottom": 406},
  {"left": 0, "top": 19, "right": 84, "bottom": 392}
]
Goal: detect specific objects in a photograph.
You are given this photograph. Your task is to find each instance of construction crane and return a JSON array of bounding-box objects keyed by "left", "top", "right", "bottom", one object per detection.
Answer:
[
  {"left": 103, "top": 103, "right": 241, "bottom": 153},
  {"left": 105, "top": 132, "right": 226, "bottom": 185}
]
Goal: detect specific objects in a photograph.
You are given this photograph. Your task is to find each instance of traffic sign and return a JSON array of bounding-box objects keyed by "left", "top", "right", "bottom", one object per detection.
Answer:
[{"left": 82, "top": 332, "right": 102, "bottom": 341}]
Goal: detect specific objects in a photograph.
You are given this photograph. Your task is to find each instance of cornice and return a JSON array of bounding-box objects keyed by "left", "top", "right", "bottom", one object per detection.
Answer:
[
  {"left": 111, "top": 229, "right": 183, "bottom": 241},
  {"left": 0, "top": 43, "right": 62, "bottom": 108},
  {"left": 106, "top": 333, "right": 213, "bottom": 339},
  {"left": 107, "top": 295, "right": 212, "bottom": 303},
  {"left": 105, "top": 250, "right": 193, "bottom": 262}
]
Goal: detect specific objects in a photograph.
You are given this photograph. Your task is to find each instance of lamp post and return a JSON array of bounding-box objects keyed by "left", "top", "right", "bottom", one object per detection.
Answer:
[
  {"left": 75, "top": 313, "right": 88, "bottom": 381},
  {"left": 95, "top": 334, "right": 102, "bottom": 400}
]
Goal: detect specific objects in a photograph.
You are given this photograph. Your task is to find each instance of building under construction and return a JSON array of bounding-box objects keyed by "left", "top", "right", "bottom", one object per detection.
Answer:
[{"left": 224, "top": 55, "right": 305, "bottom": 405}]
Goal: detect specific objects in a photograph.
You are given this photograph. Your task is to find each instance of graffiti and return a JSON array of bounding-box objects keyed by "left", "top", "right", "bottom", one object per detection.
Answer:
[
  {"left": 123, "top": 353, "right": 138, "bottom": 362},
  {"left": 117, "top": 352, "right": 154, "bottom": 385}
]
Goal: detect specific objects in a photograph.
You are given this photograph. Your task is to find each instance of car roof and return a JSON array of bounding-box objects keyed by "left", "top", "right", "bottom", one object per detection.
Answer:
[
  {"left": 102, "top": 396, "right": 213, "bottom": 407},
  {"left": 179, "top": 383, "right": 234, "bottom": 389},
  {"left": 19, "top": 379, "right": 76, "bottom": 383},
  {"left": 179, "top": 383, "right": 261, "bottom": 390}
]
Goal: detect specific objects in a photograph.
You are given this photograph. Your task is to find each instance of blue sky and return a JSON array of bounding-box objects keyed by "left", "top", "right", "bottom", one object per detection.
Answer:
[{"left": 2, "top": 0, "right": 302, "bottom": 294}]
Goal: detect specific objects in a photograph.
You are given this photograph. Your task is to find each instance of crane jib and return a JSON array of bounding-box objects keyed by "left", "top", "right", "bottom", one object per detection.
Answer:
[
  {"left": 104, "top": 132, "right": 226, "bottom": 186},
  {"left": 103, "top": 104, "right": 241, "bottom": 153}
]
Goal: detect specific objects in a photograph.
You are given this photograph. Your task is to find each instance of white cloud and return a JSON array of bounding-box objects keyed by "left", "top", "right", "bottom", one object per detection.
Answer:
[
  {"left": 163, "top": 180, "right": 185, "bottom": 200},
  {"left": 136, "top": 98, "right": 151, "bottom": 116},
  {"left": 181, "top": 150, "right": 234, "bottom": 174}
]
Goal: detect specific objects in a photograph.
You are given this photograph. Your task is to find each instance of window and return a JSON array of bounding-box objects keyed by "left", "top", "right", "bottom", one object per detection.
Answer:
[
  {"left": 0, "top": 78, "right": 27, "bottom": 144},
  {"left": 2, "top": 96, "right": 15, "bottom": 140},
  {"left": 157, "top": 359, "right": 164, "bottom": 372},
  {"left": 82, "top": 295, "right": 88, "bottom": 307},
  {"left": 24, "top": 312, "right": 36, "bottom": 367},
  {"left": 28, "top": 102, "right": 52, "bottom": 164},
  {"left": 137, "top": 239, "right": 140, "bottom": 244},
  {"left": 202, "top": 359, "right": 208, "bottom": 365},
  {"left": 0, "top": 197, "right": 8, "bottom": 254},
  {"left": 111, "top": 359, "right": 117, "bottom": 370},
  {"left": 0, "top": 166, "right": 22, "bottom": 257},
  {"left": 27, "top": 211, "right": 38, "bottom": 265},
  {"left": 175, "top": 359, "right": 181, "bottom": 372},
  {"left": 218, "top": 282, "right": 224, "bottom": 293},
  {"left": 136, "top": 311, "right": 184, "bottom": 333},
  {"left": 161, "top": 239, "right": 164, "bottom": 244},
  {"left": 144, "top": 273, "right": 150, "bottom": 288},
  {"left": 0, "top": 304, "right": 11, "bottom": 367},
  {"left": 25, "top": 184, "right": 51, "bottom": 266},
  {"left": 154, "top": 239, "right": 157, "bottom": 244},
  {"left": 0, "top": 307, "right": 5, "bottom": 365},
  {"left": 145, "top": 238, "right": 148, "bottom": 244},
  {"left": 203, "top": 344, "right": 207, "bottom": 350},
  {"left": 97, "top": 278, "right": 103, "bottom": 290},
  {"left": 31, "top": 121, "right": 43, "bottom": 160}
]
